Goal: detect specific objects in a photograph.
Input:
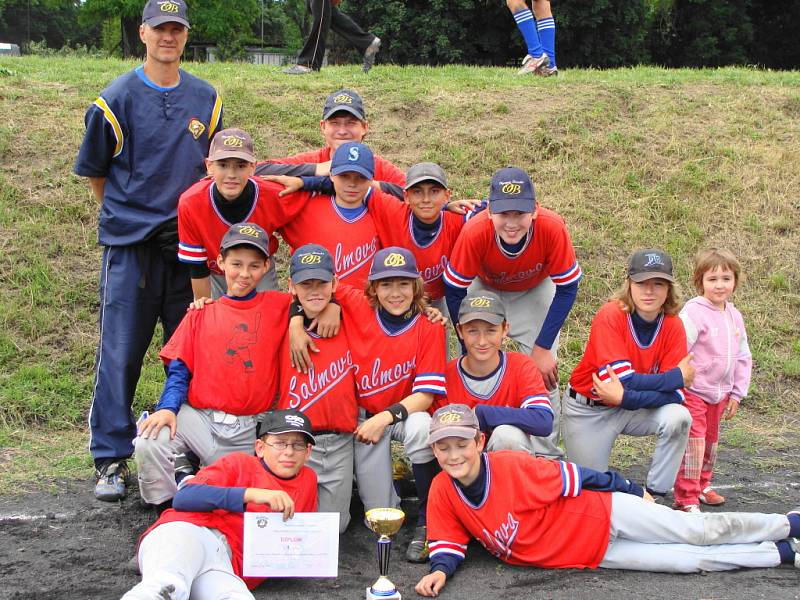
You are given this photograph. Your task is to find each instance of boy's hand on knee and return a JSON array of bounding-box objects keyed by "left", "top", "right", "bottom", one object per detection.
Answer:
[
  {"left": 244, "top": 489, "right": 296, "bottom": 521},
  {"left": 531, "top": 345, "right": 558, "bottom": 390},
  {"left": 138, "top": 409, "right": 177, "bottom": 440},
  {"left": 355, "top": 412, "right": 392, "bottom": 444},
  {"left": 677, "top": 353, "right": 695, "bottom": 387},
  {"left": 591, "top": 368, "right": 624, "bottom": 406},
  {"left": 416, "top": 571, "right": 447, "bottom": 596}
]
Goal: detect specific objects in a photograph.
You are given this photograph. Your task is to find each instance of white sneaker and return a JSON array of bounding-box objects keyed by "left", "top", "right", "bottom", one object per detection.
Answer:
[{"left": 517, "top": 53, "right": 549, "bottom": 75}]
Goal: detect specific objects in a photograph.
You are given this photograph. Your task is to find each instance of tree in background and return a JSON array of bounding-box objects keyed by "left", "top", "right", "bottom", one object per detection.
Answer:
[
  {"left": 747, "top": 0, "right": 800, "bottom": 69},
  {"left": 0, "top": 0, "right": 100, "bottom": 49}
]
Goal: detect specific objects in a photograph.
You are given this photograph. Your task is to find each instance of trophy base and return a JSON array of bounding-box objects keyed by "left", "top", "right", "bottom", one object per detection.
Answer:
[{"left": 366, "top": 586, "right": 402, "bottom": 600}]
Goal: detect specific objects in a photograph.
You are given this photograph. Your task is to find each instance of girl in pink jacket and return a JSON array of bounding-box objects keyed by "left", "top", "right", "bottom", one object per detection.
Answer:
[{"left": 673, "top": 249, "right": 752, "bottom": 512}]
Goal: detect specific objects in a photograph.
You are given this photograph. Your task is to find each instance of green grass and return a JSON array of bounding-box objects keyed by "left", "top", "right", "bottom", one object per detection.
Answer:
[{"left": 1, "top": 56, "right": 799, "bottom": 486}]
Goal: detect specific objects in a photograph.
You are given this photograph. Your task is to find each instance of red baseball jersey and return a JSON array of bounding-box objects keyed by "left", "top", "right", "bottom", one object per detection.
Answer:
[
  {"left": 279, "top": 193, "right": 379, "bottom": 289},
  {"left": 428, "top": 451, "right": 611, "bottom": 569},
  {"left": 145, "top": 452, "right": 317, "bottom": 590},
  {"left": 277, "top": 325, "right": 359, "bottom": 433},
  {"left": 266, "top": 146, "right": 406, "bottom": 186},
  {"left": 444, "top": 208, "right": 582, "bottom": 292},
  {"left": 367, "top": 190, "right": 466, "bottom": 301},
  {"left": 569, "top": 301, "right": 688, "bottom": 399},
  {"left": 177, "top": 177, "right": 310, "bottom": 273},
  {"left": 160, "top": 292, "right": 290, "bottom": 415},
  {"left": 434, "top": 351, "right": 551, "bottom": 413},
  {"left": 337, "top": 285, "right": 446, "bottom": 414}
]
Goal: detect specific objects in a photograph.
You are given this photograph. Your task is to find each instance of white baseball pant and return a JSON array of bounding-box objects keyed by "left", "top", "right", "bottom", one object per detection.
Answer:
[{"left": 307, "top": 432, "right": 354, "bottom": 533}]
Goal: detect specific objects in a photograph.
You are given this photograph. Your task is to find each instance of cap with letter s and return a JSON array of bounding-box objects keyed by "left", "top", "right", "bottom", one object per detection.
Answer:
[
  {"left": 330, "top": 141, "right": 375, "bottom": 180},
  {"left": 141, "top": 0, "right": 190, "bottom": 28},
  {"left": 489, "top": 166, "right": 536, "bottom": 214},
  {"left": 627, "top": 248, "right": 675, "bottom": 282},
  {"left": 256, "top": 409, "right": 315, "bottom": 445},
  {"left": 290, "top": 244, "right": 335, "bottom": 283},
  {"left": 322, "top": 88, "right": 366, "bottom": 121},
  {"left": 427, "top": 404, "right": 480, "bottom": 445}
]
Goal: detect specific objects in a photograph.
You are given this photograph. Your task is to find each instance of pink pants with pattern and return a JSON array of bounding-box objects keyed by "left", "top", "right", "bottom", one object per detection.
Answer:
[{"left": 674, "top": 390, "right": 730, "bottom": 506}]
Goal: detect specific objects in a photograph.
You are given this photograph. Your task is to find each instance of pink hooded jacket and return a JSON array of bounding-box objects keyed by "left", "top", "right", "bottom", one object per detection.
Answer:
[{"left": 679, "top": 296, "right": 752, "bottom": 404}]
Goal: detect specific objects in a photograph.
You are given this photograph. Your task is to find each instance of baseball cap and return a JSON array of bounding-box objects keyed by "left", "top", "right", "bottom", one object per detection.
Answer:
[
  {"left": 207, "top": 128, "right": 256, "bottom": 163},
  {"left": 290, "top": 244, "right": 335, "bottom": 283},
  {"left": 627, "top": 248, "right": 675, "bottom": 283},
  {"left": 322, "top": 89, "right": 366, "bottom": 121},
  {"left": 220, "top": 222, "right": 270, "bottom": 258},
  {"left": 427, "top": 404, "right": 480, "bottom": 445},
  {"left": 404, "top": 162, "right": 449, "bottom": 190},
  {"left": 458, "top": 291, "right": 506, "bottom": 325},
  {"left": 331, "top": 142, "right": 375, "bottom": 180},
  {"left": 256, "top": 409, "right": 315, "bottom": 445},
  {"left": 489, "top": 167, "right": 536, "bottom": 214},
  {"left": 368, "top": 246, "right": 420, "bottom": 281},
  {"left": 141, "top": 0, "right": 190, "bottom": 28}
]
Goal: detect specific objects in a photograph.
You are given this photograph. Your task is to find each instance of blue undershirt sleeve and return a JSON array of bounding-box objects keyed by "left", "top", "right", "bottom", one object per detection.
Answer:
[
  {"left": 299, "top": 176, "right": 334, "bottom": 195},
  {"left": 620, "top": 388, "right": 683, "bottom": 410},
  {"left": 474, "top": 404, "right": 554, "bottom": 437},
  {"left": 156, "top": 359, "right": 192, "bottom": 414},
  {"left": 577, "top": 466, "right": 644, "bottom": 497},
  {"left": 534, "top": 280, "right": 578, "bottom": 350},
  {"left": 624, "top": 368, "right": 684, "bottom": 392},
  {"left": 254, "top": 162, "right": 317, "bottom": 177},
  {"left": 379, "top": 181, "right": 404, "bottom": 199},
  {"left": 445, "top": 282, "right": 468, "bottom": 330},
  {"left": 173, "top": 483, "right": 248, "bottom": 513},
  {"left": 429, "top": 552, "right": 462, "bottom": 578}
]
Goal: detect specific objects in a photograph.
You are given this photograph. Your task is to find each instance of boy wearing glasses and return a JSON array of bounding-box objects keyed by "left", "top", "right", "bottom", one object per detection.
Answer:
[{"left": 123, "top": 409, "right": 317, "bottom": 599}]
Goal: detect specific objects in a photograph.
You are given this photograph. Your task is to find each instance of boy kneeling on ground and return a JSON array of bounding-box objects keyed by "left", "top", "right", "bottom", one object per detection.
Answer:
[
  {"left": 416, "top": 404, "right": 800, "bottom": 597},
  {"left": 122, "top": 409, "right": 317, "bottom": 599}
]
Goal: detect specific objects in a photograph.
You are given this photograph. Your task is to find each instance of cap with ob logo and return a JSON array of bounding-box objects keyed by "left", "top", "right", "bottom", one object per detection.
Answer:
[
  {"left": 256, "top": 409, "right": 315, "bottom": 445},
  {"left": 427, "top": 404, "right": 480, "bottom": 445},
  {"left": 141, "top": 0, "right": 190, "bottom": 28},
  {"left": 322, "top": 88, "right": 366, "bottom": 120},
  {"left": 290, "top": 244, "right": 335, "bottom": 283},
  {"left": 489, "top": 167, "right": 536, "bottom": 213},
  {"left": 368, "top": 246, "right": 420, "bottom": 281},
  {"left": 220, "top": 222, "right": 269, "bottom": 258},
  {"left": 627, "top": 248, "right": 675, "bottom": 283},
  {"left": 207, "top": 128, "right": 256, "bottom": 162},
  {"left": 330, "top": 141, "right": 374, "bottom": 180},
  {"left": 458, "top": 290, "right": 506, "bottom": 325}
]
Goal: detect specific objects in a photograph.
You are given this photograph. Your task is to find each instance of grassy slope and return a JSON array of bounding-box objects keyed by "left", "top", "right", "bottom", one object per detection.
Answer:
[{"left": 0, "top": 57, "right": 798, "bottom": 490}]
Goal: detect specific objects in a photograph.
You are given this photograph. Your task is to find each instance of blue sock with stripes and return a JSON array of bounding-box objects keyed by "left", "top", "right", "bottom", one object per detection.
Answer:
[
  {"left": 537, "top": 16, "right": 556, "bottom": 68},
  {"left": 513, "top": 8, "right": 543, "bottom": 58}
]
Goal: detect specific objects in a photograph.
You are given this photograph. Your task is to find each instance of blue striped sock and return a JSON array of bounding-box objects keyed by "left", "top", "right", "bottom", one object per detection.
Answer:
[
  {"left": 537, "top": 16, "right": 556, "bottom": 68},
  {"left": 513, "top": 9, "right": 543, "bottom": 58}
]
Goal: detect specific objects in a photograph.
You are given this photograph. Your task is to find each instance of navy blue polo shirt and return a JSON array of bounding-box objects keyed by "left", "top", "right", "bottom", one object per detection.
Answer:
[{"left": 74, "top": 66, "right": 223, "bottom": 246}]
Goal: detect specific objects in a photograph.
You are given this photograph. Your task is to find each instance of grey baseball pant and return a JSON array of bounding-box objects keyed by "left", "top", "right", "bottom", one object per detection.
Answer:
[
  {"left": 600, "top": 492, "right": 786, "bottom": 572},
  {"left": 307, "top": 432, "right": 354, "bottom": 533},
  {"left": 470, "top": 277, "right": 563, "bottom": 458},
  {"left": 135, "top": 404, "right": 260, "bottom": 505},
  {"left": 562, "top": 390, "right": 691, "bottom": 494}
]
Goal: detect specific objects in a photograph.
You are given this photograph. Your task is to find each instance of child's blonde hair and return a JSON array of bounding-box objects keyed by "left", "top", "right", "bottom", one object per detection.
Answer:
[
  {"left": 692, "top": 248, "right": 741, "bottom": 294},
  {"left": 365, "top": 277, "right": 428, "bottom": 315},
  {"left": 612, "top": 278, "right": 681, "bottom": 316}
]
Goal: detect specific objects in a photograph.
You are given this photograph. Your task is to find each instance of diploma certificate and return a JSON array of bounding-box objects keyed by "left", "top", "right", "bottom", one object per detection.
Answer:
[{"left": 242, "top": 512, "right": 340, "bottom": 577}]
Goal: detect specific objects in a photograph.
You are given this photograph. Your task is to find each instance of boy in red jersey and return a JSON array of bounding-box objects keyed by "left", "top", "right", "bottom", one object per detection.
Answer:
[
  {"left": 435, "top": 290, "right": 553, "bottom": 453},
  {"left": 444, "top": 167, "right": 582, "bottom": 458},
  {"left": 177, "top": 128, "right": 310, "bottom": 299},
  {"left": 563, "top": 249, "right": 694, "bottom": 500},
  {"left": 415, "top": 404, "right": 800, "bottom": 597},
  {"left": 135, "top": 223, "right": 291, "bottom": 510},
  {"left": 277, "top": 244, "right": 358, "bottom": 533},
  {"left": 122, "top": 409, "right": 318, "bottom": 600},
  {"left": 255, "top": 89, "right": 406, "bottom": 193}
]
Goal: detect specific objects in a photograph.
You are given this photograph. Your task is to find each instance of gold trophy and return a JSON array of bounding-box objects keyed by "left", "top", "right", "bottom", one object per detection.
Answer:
[{"left": 365, "top": 507, "right": 406, "bottom": 600}]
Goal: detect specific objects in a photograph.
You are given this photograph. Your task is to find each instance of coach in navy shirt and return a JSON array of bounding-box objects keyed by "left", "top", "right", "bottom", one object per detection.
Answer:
[{"left": 74, "top": 0, "right": 223, "bottom": 502}]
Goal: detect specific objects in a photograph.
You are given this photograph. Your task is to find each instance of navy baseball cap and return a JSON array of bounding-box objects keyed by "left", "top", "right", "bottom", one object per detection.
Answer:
[
  {"left": 322, "top": 89, "right": 366, "bottom": 120},
  {"left": 627, "top": 249, "right": 675, "bottom": 283},
  {"left": 142, "top": 0, "right": 190, "bottom": 28},
  {"left": 458, "top": 291, "right": 506, "bottom": 325},
  {"left": 257, "top": 409, "right": 315, "bottom": 445},
  {"left": 290, "top": 244, "right": 335, "bottom": 283},
  {"left": 331, "top": 142, "right": 374, "bottom": 180},
  {"left": 427, "top": 404, "right": 480, "bottom": 445},
  {"left": 368, "top": 247, "right": 420, "bottom": 281},
  {"left": 220, "top": 222, "right": 270, "bottom": 258},
  {"left": 404, "top": 162, "right": 449, "bottom": 190},
  {"left": 489, "top": 167, "right": 536, "bottom": 213}
]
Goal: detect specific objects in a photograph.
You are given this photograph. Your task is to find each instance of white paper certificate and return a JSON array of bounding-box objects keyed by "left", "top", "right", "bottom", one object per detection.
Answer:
[{"left": 242, "top": 512, "right": 340, "bottom": 578}]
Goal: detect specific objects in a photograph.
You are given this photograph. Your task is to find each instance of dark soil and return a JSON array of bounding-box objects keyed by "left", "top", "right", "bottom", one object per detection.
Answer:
[{"left": 1, "top": 445, "right": 799, "bottom": 600}]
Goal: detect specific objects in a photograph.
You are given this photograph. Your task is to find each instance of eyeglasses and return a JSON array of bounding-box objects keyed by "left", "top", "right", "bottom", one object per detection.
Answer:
[{"left": 262, "top": 441, "right": 309, "bottom": 452}]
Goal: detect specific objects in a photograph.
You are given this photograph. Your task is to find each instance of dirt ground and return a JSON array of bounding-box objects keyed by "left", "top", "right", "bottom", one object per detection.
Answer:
[{"left": 1, "top": 444, "right": 799, "bottom": 600}]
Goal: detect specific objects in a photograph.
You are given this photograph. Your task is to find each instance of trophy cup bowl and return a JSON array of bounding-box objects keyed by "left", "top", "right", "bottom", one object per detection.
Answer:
[{"left": 365, "top": 508, "right": 406, "bottom": 600}]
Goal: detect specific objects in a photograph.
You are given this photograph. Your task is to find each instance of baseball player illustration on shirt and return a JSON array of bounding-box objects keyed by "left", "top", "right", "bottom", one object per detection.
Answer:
[{"left": 224, "top": 314, "right": 261, "bottom": 373}]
